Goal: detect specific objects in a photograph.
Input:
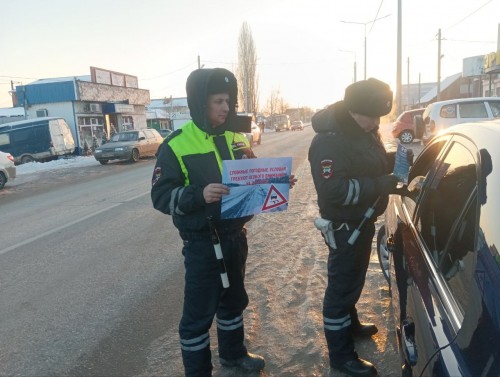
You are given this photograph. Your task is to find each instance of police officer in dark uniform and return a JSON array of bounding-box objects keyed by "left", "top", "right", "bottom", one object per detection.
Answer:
[
  {"left": 308, "top": 78, "right": 399, "bottom": 377},
  {"left": 151, "top": 68, "right": 266, "bottom": 376}
]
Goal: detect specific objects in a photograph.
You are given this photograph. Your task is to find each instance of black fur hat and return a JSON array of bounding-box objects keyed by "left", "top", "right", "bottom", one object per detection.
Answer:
[
  {"left": 206, "top": 69, "right": 237, "bottom": 97},
  {"left": 344, "top": 78, "right": 393, "bottom": 117}
]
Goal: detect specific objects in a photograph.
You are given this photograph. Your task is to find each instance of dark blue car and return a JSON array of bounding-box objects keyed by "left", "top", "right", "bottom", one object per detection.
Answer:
[{"left": 377, "top": 121, "right": 500, "bottom": 376}]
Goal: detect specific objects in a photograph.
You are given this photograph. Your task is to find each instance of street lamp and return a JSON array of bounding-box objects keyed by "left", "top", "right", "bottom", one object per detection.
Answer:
[
  {"left": 339, "top": 49, "right": 357, "bottom": 82},
  {"left": 341, "top": 14, "right": 390, "bottom": 80}
]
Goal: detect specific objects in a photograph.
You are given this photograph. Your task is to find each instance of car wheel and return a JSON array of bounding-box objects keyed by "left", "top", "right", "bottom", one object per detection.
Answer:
[
  {"left": 0, "top": 172, "right": 6, "bottom": 190},
  {"left": 98, "top": 159, "right": 109, "bottom": 165},
  {"left": 130, "top": 149, "right": 140, "bottom": 162},
  {"left": 399, "top": 131, "right": 414, "bottom": 144},
  {"left": 377, "top": 225, "right": 391, "bottom": 284},
  {"left": 21, "top": 155, "right": 35, "bottom": 164}
]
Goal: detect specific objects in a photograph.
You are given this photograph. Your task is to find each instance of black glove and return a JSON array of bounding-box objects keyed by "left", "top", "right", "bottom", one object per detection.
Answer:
[
  {"left": 375, "top": 174, "right": 400, "bottom": 195},
  {"left": 386, "top": 151, "right": 396, "bottom": 172}
]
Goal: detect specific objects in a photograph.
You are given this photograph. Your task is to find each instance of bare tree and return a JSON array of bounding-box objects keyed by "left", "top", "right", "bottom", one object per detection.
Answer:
[
  {"left": 237, "top": 22, "right": 258, "bottom": 115},
  {"left": 262, "top": 89, "right": 282, "bottom": 128}
]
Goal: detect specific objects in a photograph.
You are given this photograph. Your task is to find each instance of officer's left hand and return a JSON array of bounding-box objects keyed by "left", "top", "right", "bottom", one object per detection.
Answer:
[
  {"left": 203, "top": 183, "right": 230, "bottom": 203},
  {"left": 289, "top": 174, "right": 298, "bottom": 189}
]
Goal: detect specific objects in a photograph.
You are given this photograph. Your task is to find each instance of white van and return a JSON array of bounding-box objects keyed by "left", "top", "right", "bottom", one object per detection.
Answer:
[
  {"left": 0, "top": 117, "right": 76, "bottom": 164},
  {"left": 422, "top": 97, "right": 500, "bottom": 143}
]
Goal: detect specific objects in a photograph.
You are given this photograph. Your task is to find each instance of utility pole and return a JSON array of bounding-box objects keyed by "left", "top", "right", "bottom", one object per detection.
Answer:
[
  {"left": 396, "top": 0, "right": 402, "bottom": 116},
  {"left": 341, "top": 13, "right": 390, "bottom": 81},
  {"left": 198, "top": 55, "right": 201, "bottom": 69},
  {"left": 418, "top": 73, "right": 421, "bottom": 107},
  {"left": 407, "top": 57, "right": 410, "bottom": 109},
  {"left": 339, "top": 50, "right": 357, "bottom": 82},
  {"left": 437, "top": 29, "right": 442, "bottom": 101}
]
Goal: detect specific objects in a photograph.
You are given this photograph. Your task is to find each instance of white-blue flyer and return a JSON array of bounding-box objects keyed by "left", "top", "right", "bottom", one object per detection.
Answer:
[
  {"left": 221, "top": 157, "right": 292, "bottom": 219},
  {"left": 393, "top": 143, "right": 411, "bottom": 184}
]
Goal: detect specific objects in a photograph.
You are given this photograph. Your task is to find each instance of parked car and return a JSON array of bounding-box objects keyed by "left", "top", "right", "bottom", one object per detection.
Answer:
[
  {"left": 377, "top": 120, "right": 500, "bottom": 376},
  {"left": 422, "top": 97, "right": 500, "bottom": 143},
  {"left": 244, "top": 121, "right": 261, "bottom": 145},
  {"left": 94, "top": 129, "right": 163, "bottom": 164},
  {"left": 159, "top": 129, "right": 172, "bottom": 138},
  {"left": 0, "top": 151, "right": 16, "bottom": 190},
  {"left": 391, "top": 108, "right": 425, "bottom": 144},
  {"left": 291, "top": 120, "right": 304, "bottom": 131}
]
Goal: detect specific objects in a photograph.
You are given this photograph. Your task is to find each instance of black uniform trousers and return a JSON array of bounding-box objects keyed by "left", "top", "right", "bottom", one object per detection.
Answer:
[
  {"left": 322, "top": 222, "right": 375, "bottom": 367},
  {"left": 179, "top": 229, "right": 249, "bottom": 377}
]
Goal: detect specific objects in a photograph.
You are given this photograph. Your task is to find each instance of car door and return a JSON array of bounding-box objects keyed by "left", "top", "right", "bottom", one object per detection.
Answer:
[
  {"left": 400, "top": 136, "right": 479, "bottom": 376},
  {"left": 137, "top": 131, "right": 149, "bottom": 155},
  {"left": 142, "top": 130, "right": 156, "bottom": 155}
]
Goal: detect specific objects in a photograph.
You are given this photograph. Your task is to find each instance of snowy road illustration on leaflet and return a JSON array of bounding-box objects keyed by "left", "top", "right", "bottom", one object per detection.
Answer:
[
  {"left": 221, "top": 157, "right": 292, "bottom": 219},
  {"left": 221, "top": 183, "right": 288, "bottom": 219}
]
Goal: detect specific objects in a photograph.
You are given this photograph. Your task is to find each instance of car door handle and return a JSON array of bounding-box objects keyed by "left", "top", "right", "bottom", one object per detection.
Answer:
[{"left": 402, "top": 319, "right": 418, "bottom": 366}]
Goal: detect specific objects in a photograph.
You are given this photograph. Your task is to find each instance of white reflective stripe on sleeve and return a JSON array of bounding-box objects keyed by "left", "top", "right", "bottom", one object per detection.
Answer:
[
  {"left": 352, "top": 179, "right": 360, "bottom": 205},
  {"left": 216, "top": 315, "right": 243, "bottom": 331},
  {"left": 180, "top": 332, "right": 210, "bottom": 352},
  {"left": 343, "top": 180, "right": 355, "bottom": 206},
  {"left": 169, "top": 186, "right": 186, "bottom": 215},
  {"left": 324, "top": 314, "right": 352, "bottom": 331}
]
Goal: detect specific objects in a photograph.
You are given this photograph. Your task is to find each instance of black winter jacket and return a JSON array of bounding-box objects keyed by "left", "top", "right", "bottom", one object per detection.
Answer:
[{"left": 308, "top": 101, "right": 394, "bottom": 222}]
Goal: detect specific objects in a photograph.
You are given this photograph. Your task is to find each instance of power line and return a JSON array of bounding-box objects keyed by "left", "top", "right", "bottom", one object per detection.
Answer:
[
  {"left": 369, "top": 0, "right": 385, "bottom": 34},
  {"left": 0, "top": 75, "right": 37, "bottom": 80},
  {"left": 444, "top": 0, "right": 495, "bottom": 31},
  {"left": 141, "top": 62, "right": 196, "bottom": 81},
  {"left": 444, "top": 38, "right": 496, "bottom": 44}
]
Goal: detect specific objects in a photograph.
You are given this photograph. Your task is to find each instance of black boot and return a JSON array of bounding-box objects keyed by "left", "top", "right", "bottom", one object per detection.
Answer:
[
  {"left": 332, "top": 357, "right": 378, "bottom": 377},
  {"left": 220, "top": 352, "right": 265, "bottom": 371},
  {"left": 351, "top": 322, "right": 378, "bottom": 337}
]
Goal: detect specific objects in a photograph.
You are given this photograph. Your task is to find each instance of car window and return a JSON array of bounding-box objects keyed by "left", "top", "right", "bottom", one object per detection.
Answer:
[
  {"left": 440, "top": 194, "right": 478, "bottom": 314},
  {"left": 459, "top": 102, "right": 487, "bottom": 118},
  {"left": 0, "top": 133, "right": 10, "bottom": 146},
  {"left": 488, "top": 101, "right": 500, "bottom": 118},
  {"left": 440, "top": 104, "right": 457, "bottom": 118},
  {"left": 403, "top": 139, "right": 448, "bottom": 218},
  {"left": 411, "top": 139, "right": 479, "bottom": 320},
  {"left": 144, "top": 130, "right": 155, "bottom": 139},
  {"left": 415, "top": 141, "right": 477, "bottom": 272}
]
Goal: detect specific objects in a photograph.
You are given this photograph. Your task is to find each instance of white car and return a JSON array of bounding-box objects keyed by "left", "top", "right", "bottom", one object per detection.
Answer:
[
  {"left": 422, "top": 97, "right": 500, "bottom": 143},
  {"left": 0, "top": 151, "right": 16, "bottom": 190},
  {"left": 244, "top": 122, "right": 262, "bottom": 145}
]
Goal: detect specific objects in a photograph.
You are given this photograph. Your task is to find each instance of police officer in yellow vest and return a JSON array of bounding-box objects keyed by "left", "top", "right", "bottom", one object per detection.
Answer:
[{"left": 151, "top": 68, "right": 271, "bottom": 376}]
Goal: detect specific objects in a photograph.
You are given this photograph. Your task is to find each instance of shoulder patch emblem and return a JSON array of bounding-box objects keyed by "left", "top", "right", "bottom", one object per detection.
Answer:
[
  {"left": 232, "top": 141, "right": 246, "bottom": 148},
  {"left": 321, "top": 159, "right": 333, "bottom": 179},
  {"left": 152, "top": 166, "right": 162, "bottom": 186}
]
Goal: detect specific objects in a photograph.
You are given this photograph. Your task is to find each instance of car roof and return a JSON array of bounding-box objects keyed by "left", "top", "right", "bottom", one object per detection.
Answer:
[
  {"left": 430, "top": 97, "right": 500, "bottom": 107},
  {"left": 441, "top": 120, "right": 500, "bottom": 160}
]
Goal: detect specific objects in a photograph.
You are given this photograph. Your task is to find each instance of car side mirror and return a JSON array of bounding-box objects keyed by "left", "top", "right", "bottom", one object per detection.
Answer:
[{"left": 139, "top": 136, "right": 146, "bottom": 141}]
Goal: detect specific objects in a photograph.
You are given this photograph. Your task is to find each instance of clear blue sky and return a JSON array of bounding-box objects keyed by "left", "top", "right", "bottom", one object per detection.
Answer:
[{"left": 1, "top": 0, "right": 498, "bottom": 110}]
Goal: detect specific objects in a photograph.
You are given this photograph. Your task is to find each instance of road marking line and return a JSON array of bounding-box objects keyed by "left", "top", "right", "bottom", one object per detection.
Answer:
[{"left": 0, "top": 191, "right": 148, "bottom": 256}]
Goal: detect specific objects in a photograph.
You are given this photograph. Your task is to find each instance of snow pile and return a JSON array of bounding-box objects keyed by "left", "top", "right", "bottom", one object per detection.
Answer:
[{"left": 16, "top": 156, "right": 100, "bottom": 175}]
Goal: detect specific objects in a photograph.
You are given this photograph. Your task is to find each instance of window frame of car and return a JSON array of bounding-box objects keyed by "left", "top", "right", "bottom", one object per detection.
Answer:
[
  {"left": 458, "top": 101, "right": 488, "bottom": 119},
  {"left": 402, "top": 134, "right": 480, "bottom": 331}
]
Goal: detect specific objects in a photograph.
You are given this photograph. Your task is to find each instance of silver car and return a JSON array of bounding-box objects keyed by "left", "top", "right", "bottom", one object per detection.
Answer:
[
  {"left": 94, "top": 129, "right": 163, "bottom": 165},
  {"left": 0, "top": 151, "right": 16, "bottom": 190}
]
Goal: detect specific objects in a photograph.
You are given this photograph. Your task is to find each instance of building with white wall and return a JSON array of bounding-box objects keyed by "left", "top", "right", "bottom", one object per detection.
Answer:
[{"left": 15, "top": 67, "right": 150, "bottom": 154}]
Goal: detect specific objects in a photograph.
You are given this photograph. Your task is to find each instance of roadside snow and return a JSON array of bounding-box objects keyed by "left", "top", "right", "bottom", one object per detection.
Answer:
[{"left": 15, "top": 156, "right": 100, "bottom": 175}]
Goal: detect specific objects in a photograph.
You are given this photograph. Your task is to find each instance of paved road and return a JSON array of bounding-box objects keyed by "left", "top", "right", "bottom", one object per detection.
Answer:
[{"left": 0, "top": 126, "right": 417, "bottom": 376}]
